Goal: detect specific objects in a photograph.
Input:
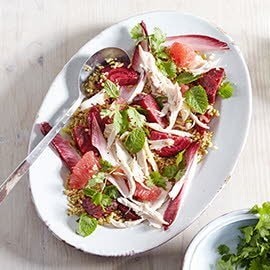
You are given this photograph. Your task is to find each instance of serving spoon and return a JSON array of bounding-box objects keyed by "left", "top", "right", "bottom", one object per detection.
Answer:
[{"left": 0, "top": 47, "right": 130, "bottom": 204}]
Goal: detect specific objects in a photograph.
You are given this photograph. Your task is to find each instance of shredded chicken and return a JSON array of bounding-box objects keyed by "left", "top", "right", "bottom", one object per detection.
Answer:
[
  {"left": 138, "top": 46, "right": 183, "bottom": 129},
  {"left": 149, "top": 138, "right": 175, "bottom": 150},
  {"left": 118, "top": 197, "right": 168, "bottom": 228},
  {"left": 147, "top": 123, "right": 193, "bottom": 137}
]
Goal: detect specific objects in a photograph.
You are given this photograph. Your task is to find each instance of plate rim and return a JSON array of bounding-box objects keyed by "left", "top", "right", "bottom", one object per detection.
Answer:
[{"left": 28, "top": 10, "right": 252, "bottom": 256}]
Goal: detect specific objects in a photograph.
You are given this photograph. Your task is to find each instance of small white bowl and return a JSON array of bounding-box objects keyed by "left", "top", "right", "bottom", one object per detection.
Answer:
[{"left": 182, "top": 210, "right": 258, "bottom": 270}]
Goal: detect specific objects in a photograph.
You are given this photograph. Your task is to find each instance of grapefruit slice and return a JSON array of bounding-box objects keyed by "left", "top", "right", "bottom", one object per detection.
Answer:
[
  {"left": 169, "top": 42, "right": 196, "bottom": 68},
  {"left": 134, "top": 182, "right": 161, "bottom": 202},
  {"left": 69, "top": 151, "right": 100, "bottom": 189}
]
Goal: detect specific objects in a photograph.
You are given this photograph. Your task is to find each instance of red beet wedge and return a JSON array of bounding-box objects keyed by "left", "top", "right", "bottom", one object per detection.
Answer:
[
  {"left": 133, "top": 94, "right": 167, "bottom": 127},
  {"left": 198, "top": 68, "right": 225, "bottom": 104},
  {"left": 150, "top": 130, "right": 192, "bottom": 157},
  {"left": 40, "top": 122, "right": 81, "bottom": 171},
  {"left": 107, "top": 67, "right": 139, "bottom": 86},
  {"left": 82, "top": 197, "right": 118, "bottom": 219}
]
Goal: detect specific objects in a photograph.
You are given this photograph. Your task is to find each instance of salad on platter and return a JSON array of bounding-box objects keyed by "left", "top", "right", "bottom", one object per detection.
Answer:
[{"left": 40, "top": 21, "right": 234, "bottom": 237}]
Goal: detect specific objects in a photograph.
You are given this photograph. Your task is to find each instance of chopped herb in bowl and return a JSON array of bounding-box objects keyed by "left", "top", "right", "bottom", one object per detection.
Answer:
[{"left": 216, "top": 202, "right": 270, "bottom": 269}]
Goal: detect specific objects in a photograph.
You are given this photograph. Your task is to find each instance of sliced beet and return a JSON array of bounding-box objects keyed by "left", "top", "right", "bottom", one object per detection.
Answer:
[
  {"left": 198, "top": 68, "right": 225, "bottom": 104},
  {"left": 150, "top": 130, "right": 192, "bottom": 157},
  {"left": 73, "top": 126, "right": 97, "bottom": 155},
  {"left": 40, "top": 122, "right": 81, "bottom": 171},
  {"left": 82, "top": 197, "right": 118, "bottom": 219},
  {"left": 107, "top": 67, "right": 139, "bottom": 86},
  {"left": 133, "top": 94, "right": 168, "bottom": 127},
  {"left": 117, "top": 203, "right": 140, "bottom": 221}
]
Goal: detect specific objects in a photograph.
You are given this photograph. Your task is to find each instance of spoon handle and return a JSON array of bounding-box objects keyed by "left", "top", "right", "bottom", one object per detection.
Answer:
[{"left": 0, "top": 96, "right": 84, "bottom": 204}]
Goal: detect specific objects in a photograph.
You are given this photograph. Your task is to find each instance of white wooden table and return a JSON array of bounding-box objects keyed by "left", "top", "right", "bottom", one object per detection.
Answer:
[{"left": 0, "top": 0, "right": 268, "bottom": 269}]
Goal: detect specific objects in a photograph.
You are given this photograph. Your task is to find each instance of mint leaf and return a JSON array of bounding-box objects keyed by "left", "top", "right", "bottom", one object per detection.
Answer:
[
  {"left": 130, "top": 23, "right": 144, "bottom": 42},
  {"left": 92, "top": 192, "right": 112, "bottom": 209},
  {"left": 162, "top": 165, "right": 178, "bottom": 179},
  {"left": 77, "top": 214, "right": 97, "bottom": 237},
  {"left": 104, "top": 185, "right": 119, "bottom": 199},
  {"left": 113, "top": 109, "right": 128, "bottom": 134},
  {"left": 147, "top": 171, "right": 167, "bottom": 189},
  {"left": 127, "top": 107, "right": 145, "bottom": 128},
  {"left": 103, "top": 80, "right": 119, "bottom": 98},
  {"left": 218, "top": 81, "right": 234, "bottom": 99},
  {"left": 184, "top": 85, "right": 209, "bottom": 114},
  {"left": 177, "top": 71, "right": 201, "bottom": 84},
  {"left": 92, "top": 192, "right": 103, "bottom": 205},
  {"left": 156, "top": 59, "right": 177, "bottom": 79},
  {"left": 100, "top": 159, "right": 113, "bottom": 172},
  {"left": 124, "top": 128, "right": 146, "bottom": 154}
]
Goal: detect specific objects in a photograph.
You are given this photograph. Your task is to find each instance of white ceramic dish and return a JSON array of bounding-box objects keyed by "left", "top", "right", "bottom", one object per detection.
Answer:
[
  {"left": 28, "top": 11, "right": 252, "bottom": 256},
  {"left": 182, "top": 210, "right": 258, "bottom": 269}
]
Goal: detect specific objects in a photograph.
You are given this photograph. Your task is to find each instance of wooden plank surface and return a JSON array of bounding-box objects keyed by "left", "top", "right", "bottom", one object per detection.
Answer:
[{"left": 0, "top": 0, "right": 268, "bottom": 268}]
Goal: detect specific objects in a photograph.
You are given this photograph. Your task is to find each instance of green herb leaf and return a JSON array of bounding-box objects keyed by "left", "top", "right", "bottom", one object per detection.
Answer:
[
  {"left": 100, "top": 109, "right": 114, "bottom": 118},
  {"left": 103, "top": 185, "right": 120, "bottom": 199},
  {"left": 162, "top": 165, "right": 178, "bottom": 179},
  {"left": 86, "top": 172, "right": 106, "bottom": 187},
  {"left": 127, "top": 107, "right": 145, "bottom": 128},
  {"left": 218, "top": 81, "right": 234, "bottom": 99},
  {"left": 216, "top": 202, "right": 270, "bottom": 269},
  {"left": 184, "top": 85, "right": 209, "bottom": 114},
  {"left": 176, "top": 151, "right": 185, "bottom": 166},
  {"left": 100, "top": 159, "right": 113, "bottom": 173},
  {"left": 130, "top": 23, "right": 144, "bottom": 42},
  {"left": 103, "top": 80, "right": 120, "bottom": 98},
  {"left": 77, "top": 214, "right": 98, "bottom": 237},
  {"left": 218, "top": 245, "right": 230, "bottom": 255},
  {"left": 147, "top": 171, "right": 167, "bottom": 189},
  {"left": 124, "top": 128, "right": 146, "bottom": 154},
  {"left": 149, "top": 27, "right": 166, "bottom": 53},
  {"left": 83, "top": 188, "right": 96, "bottom": 197},
  {"left": 113, "top": 109, "right": 129, "bottom": 134},
  {"left": 92, "top": 192, "right": 112, "bottom": 209},
  {"left": 156, "top": 59, "right": 177, "bottom": 79},
  {"left": 92, "top": 192, "right": 103, "bottom": 205},
  {"left": 177, "top": 71, "right": 201, "bottom": 84},
  {"left": 216, "top": 258, "right": 234, "bottom": 270}
]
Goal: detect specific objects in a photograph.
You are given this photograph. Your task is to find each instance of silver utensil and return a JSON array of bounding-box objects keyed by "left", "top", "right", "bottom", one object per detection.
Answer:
[{"left": 0, "top": 47, "right": 130, "bottom": 204}]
